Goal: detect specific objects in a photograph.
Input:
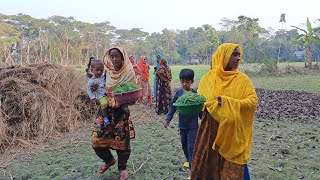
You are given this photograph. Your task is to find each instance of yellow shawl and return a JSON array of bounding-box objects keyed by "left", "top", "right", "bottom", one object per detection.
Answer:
[
  {"left": 197, "top": 43, "right": 258, "bottom": 164},
  {"left": 103, "top": 45, "right": 136, "bottom": 107}
]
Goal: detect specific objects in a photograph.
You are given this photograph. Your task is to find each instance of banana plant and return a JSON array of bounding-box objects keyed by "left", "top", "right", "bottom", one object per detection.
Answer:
[{"left": 292, "top": 17, "right": 320, "bottom": 68}]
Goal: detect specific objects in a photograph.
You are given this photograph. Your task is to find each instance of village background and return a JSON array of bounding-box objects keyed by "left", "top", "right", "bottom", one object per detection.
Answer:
[{"left": 0, "top": 9, "right": 320, "bottom": 180}]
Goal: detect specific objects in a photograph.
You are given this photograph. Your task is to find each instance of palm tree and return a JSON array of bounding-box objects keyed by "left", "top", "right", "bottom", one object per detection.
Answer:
[
  {"left": 292, "top": 17, "right": 320, "bottom": 68},
  {"left": 278, "top": 14, "right": 286, "bottom": 62}
]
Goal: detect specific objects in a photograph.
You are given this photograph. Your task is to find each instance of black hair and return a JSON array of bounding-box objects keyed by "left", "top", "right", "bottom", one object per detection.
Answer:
[
  {"left": 90, "top": 60, "right": 104, "bottom": 68},
  {"left": 179, "top": 68, "right": 194, "bottom": 81},
  {"left": 87, "top": 57, "right": 95, "bottom": 69}
]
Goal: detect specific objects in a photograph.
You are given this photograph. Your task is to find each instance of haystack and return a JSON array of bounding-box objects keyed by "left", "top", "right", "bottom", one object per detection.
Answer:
[{"left": 0, "top": 63, "right": 95, "bottom": 153}]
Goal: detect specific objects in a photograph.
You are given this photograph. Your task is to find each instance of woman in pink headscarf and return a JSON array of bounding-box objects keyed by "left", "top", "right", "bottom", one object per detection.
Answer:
[{"left": 91, "top": 46, "right": 136, "bottom": 180}]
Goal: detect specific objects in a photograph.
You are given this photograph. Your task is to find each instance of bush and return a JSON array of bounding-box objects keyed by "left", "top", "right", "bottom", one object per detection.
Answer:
[{"left": 260, "top": 59, "right": 279, "bottom": 75}]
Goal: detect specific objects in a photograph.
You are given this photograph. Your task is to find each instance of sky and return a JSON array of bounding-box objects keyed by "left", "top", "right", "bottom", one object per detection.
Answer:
[{"left": 0, "top": 0, "right": 319, "bottom": 33}]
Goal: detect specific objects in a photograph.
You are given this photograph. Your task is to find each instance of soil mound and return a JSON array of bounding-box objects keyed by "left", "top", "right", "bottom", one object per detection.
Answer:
[{"left": 256, "top": 88, "right": 320, "bottom": 122}]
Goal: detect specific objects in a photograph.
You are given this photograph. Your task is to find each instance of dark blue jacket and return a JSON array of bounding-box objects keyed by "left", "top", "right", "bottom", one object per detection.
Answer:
[{"left": 165, "top": 88, "right": 202, "bottom": 129}]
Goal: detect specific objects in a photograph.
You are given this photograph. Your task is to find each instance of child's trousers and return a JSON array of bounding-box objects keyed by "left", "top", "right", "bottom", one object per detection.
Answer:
[{"left": 180, "top": 128, "right": 198, "bottom": 168}]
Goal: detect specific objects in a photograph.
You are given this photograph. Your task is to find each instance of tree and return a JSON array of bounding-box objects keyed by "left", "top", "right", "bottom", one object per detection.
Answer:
[
  {"left": 278, "top": 13, "right": 286, "bottom": 62},
  {"left": 292, "top": 17, "right": 320, "bottom": 68},
  {"left": 0, "top": 15, "right": 20, "bottom": 64}
]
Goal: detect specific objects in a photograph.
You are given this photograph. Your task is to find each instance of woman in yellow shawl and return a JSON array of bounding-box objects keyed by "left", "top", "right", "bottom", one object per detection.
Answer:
[
  {"left": 91, "top": 45, "right": 136, "bottom": 180},
  {"left": 191, "top": 43, "right": 258, "bottom": 180}
]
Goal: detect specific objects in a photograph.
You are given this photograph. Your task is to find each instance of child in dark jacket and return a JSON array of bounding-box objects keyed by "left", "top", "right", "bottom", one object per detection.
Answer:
[{"left": 164, "top": 68, "right": 201, "bottom": 179}]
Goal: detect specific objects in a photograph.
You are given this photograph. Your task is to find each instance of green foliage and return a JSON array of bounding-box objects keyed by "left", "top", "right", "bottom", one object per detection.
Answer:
[
  {"left": 260, "top": 59, "right": 279, "bottom": 74},
  {"left": 174, "top": 91, "right": 206, "bottom": 105},
  {"left": 113, "top": 82, "right": 140, "bottom": 93},
  {"left": 1, "top": 13, "right": 320, "bottom": 66},
  {"left": 292, "top": 17, "right": 320, "bottom": 68},
  {"left": 279, "top": 14, "right": 286, "bottom": 23}
]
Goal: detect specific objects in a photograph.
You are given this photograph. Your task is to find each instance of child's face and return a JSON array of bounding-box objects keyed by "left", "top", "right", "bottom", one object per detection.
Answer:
[
  {"left": 91, "top": 64, "right": 104, "bottom": 78},
  {"left": 180, "top": 79, "right": 193, "bottom": 91}
]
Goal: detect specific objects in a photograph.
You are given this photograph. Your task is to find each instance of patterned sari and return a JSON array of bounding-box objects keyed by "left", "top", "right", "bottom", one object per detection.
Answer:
[
  {"left": 191, "top": 110, "right": 246, "bottom": 179},
  {"left": 155, "top": 58, "right": 172, "bottom": 115},
  {"left": 92, "top": 45, "right": 136, "bottom": 150}
]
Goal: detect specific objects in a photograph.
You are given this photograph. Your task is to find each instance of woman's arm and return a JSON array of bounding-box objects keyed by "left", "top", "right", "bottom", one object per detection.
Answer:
[{"left": 220, "top": 79, "right": 258, "bottom": 110}]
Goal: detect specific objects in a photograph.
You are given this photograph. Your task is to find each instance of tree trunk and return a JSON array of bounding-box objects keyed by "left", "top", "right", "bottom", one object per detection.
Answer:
[
  {"left": 39, "top": 28, "right": 43, "bottom": 63},
  {"left": 308, "top": 45, "right": 312, "bottom": 68},
  {"left": 5, "top": 50, "right": 15, "bottom": 65},
  {"left": 96, "top": 43, "right": 99, "bottom": 59},
  {"left": 20, "top": 42, "right": 23, "bottom": 65},
  {"left": 66, "top": 43, "right": 69, "bottom": 65},
  {"left": 206, "top": 48, "right": 208, "bottom": 65},
  {"left": 26, "top": 43, "right": 30, "bottom": 64},
  {"left": 277, "top": 45, "right": 281, "bottom": 63}
]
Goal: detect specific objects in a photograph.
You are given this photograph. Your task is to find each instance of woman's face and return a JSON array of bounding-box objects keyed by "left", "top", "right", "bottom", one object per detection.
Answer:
[
  {"left": 109, "top": 49, "right": 124, "bottom": 71},
  {"left": 160, "top": 58, "right": 166, "bottom": 65},
  {"left": 225, "top": 48, "right": 241, "bottom": 71}
]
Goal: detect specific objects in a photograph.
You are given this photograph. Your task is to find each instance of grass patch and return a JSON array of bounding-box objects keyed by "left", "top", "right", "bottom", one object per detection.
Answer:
[
  {"left": 0, "top": 114, "right": 189, "bottom": 179},
  {"left": 78, "top": 63, "right": 319, "bottom": 93},
  {"left": 250, "top": 71, "right": 320, "bottom": 93},
  {"left": 1, "top": 116, "right": 319, "bottom": 179},
  {"left": 251, "top": 119, "right": 320, "bottom": 179},
  {"left": 149, "top": 64, "right": 320, "bottom": 93}
]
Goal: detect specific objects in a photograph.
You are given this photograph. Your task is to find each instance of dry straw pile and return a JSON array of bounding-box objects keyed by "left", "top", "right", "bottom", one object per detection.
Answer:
[{"left": 0, "top": 63, "right": 95, "bottom": 153}]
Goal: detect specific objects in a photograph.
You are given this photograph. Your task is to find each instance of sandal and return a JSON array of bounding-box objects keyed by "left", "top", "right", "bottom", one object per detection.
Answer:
[
  {"left": 119, "top": 170, "right": 129, "bottom": 180},
  {"left": 183, "top": 161, "right": 190, "bottom": 168},
  {"left": 98, "top": 159, "right": 116, "bottom": 174}
]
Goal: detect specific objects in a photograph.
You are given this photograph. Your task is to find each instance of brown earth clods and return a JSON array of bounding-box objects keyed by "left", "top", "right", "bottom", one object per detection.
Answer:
[{"left": 255, "top": 88, "right": 320, "bottom": 122}]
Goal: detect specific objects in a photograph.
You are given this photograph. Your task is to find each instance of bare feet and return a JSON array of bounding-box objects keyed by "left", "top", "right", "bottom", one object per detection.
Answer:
[
  {"left": 98, "top": 159, "right": 116, "bottom": 174},
  {"left": 119, "top": 170, "right": 129, "bottom": 180}
]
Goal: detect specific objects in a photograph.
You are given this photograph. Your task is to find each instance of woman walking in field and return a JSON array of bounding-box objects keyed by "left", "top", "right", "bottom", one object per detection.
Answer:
[
  {"left": 191, "top": 43, "right": 258, "bottom": 180},
  {"left": 155, "top": 57, "right": 172, "bottom": 115},
  {"left": 136, "top": 55, "right": 152, "bottom": 106},
  {"left": 85, "top": 56, "right": 95, "bottom": 79},
  {"left": 90, "top": 45, "right": 136, "bottom": 180},
  {"left": 153, "top": 53, "right": 163, "bottom": 100}
]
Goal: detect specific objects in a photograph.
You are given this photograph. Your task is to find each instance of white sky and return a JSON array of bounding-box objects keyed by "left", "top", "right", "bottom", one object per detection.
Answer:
[{"left": 0, "top": 0, "right": 319, "bottom": 33}]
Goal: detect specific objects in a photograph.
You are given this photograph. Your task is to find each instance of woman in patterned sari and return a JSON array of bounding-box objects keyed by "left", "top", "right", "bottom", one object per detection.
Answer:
[
  {"left": 91, "top": 45, "right": 136, "bottom": 180},
  {"left": 137, "top": 55, "right": 152, "bottom": 106},
  {"left": 191, "top": 43, "right": 258, "bottom": 180},
  {"left": 155, "top": 58, "right": 172, "bottom": 115}
]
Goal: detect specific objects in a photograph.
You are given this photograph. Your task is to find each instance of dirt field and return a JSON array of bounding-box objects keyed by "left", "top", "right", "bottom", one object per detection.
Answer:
[
  {"left": 1, "top": 88, "right": 319, "bottom": 179},
  {"left": 1, "top": 64, "right": 319, "bottom": 179}
]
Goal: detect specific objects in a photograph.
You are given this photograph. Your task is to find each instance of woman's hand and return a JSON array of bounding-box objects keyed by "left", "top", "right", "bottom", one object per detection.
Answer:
[
  {"left": 90, "top": 84, "right": 99, "bottom": 92},
  {"left": 217, "top": 96, "right": 222, "bottom": 106}
]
